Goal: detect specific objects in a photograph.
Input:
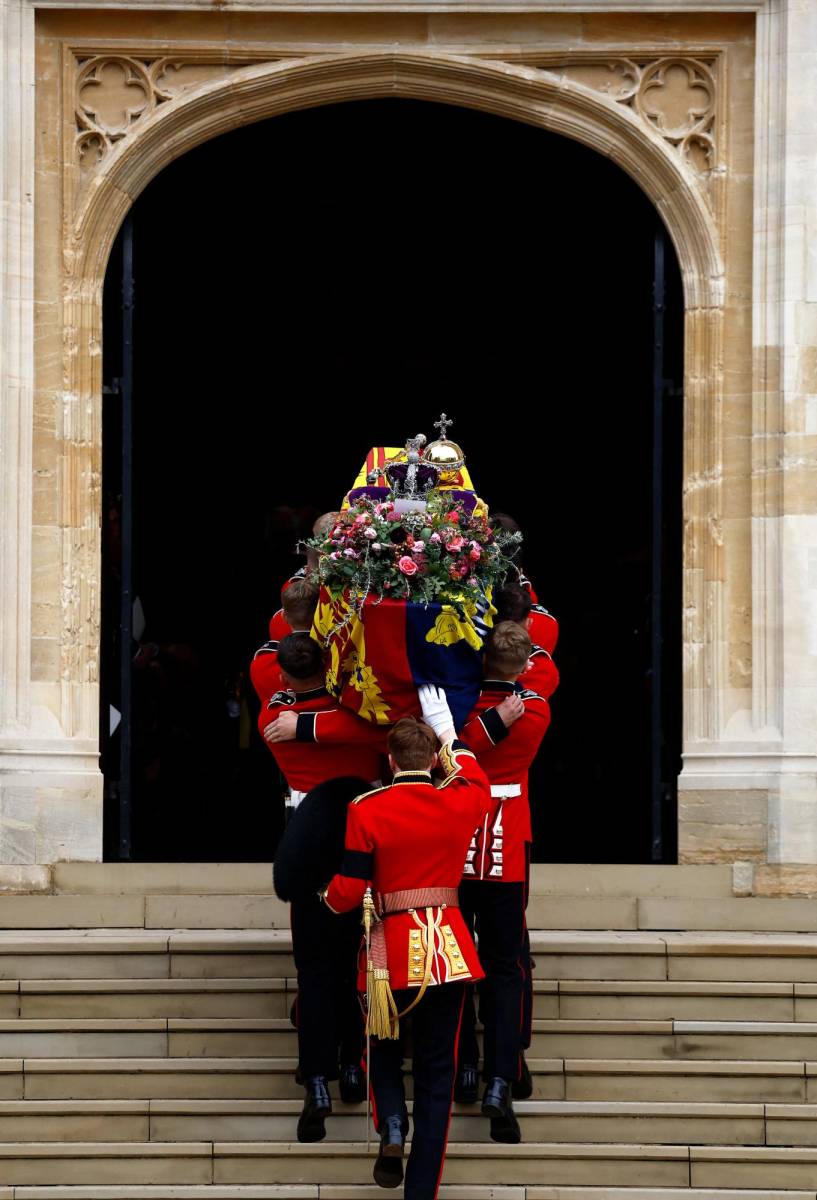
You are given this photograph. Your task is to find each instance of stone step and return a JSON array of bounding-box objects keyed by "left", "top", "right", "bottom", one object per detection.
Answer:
[
  {"left": 0, "top": 932, "right": 296, "bottom": 981},
  {"left": 9, "top": 1189, "right": 817, "bottom": 1200},
  {"left": 0, "top": 1016, "right": 740, "bottom": 1062},
  {"left": 13, "top": 1057, "right": 565, "bottom": 1101},
  {"left": 4, "top": 1139, "right": 817, "bottom": 1189},
  {"left": 6, "top": 977, "right": 817, "bottom": 1024},
  {"left": 5, "top": 1013, "right": 817, "bottom": 1065},
  {"left": 0, "top": 1019, "right": 301, "bottom": 1059},
  {"left": 640, "top": 897, "right": 817, "bottom": 933},
  {"left": 16, "top": 980, "right": 292, "bottom": 1021},
  {"left": 0, "top": 977, "right": 813, "bottom": 1024},
  {"left": 11, "top": 1055, "right": 817, "bottom": 1105},
  {"left": 0, "top": 1141, "right": 693, "bottom": 1187},
  {"left": 0, "top": 1098, "right": 786, "bottom": 1147},
  {"left": 555, "top": 980, "right": 797, "bottom": 1021},
  {"left": 3, "top": 892, "right": 803, "bottom": 934},
  {"left": 534, "top": 1018, "right": 817, "bottom": 1061},
  {"left": 8, "top": 930, "right": 817, "bottom": 985},
  {"left": 563, "top": 1059, "right": 811, "bottom": 1104},
  {"left": 43, "top": 862, "right": 732, "bottom": 899}
]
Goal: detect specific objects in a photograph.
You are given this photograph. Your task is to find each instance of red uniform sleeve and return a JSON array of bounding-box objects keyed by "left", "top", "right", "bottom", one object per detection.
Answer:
[
  {"left": 256, "top": 696, "right": 292, "bottom": 742},
  {"left": 323, "top": 801, "right": 373, "bottom": 913},
  {"left": 530, "top": 607, "right": 559, "bottom": 655},
  {"left": 268, "top": 609, "right": 292, "bottom": 640},
  {"left": 522, "top": 649, "right": 559, "bottom": 700},
  {"left": 296, "top": 707, "right": 388, "bottom": 751},
  {"left": 438, "top": 739, "right": 493, "bottom": 823},
  {"left": 461, "top": 707, "right": 511, "bottom": 756},
  {"left": 249, "top": 643, "right": 283, "bottom": 705}
]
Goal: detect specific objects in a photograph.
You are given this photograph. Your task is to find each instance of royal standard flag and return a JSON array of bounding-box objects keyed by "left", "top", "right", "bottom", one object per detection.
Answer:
[{"left": 313, "top": 588, "right": 494, "bottom": 731}]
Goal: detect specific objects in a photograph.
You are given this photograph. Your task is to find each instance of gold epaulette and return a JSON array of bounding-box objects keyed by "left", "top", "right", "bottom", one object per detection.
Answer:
[
  {"left": 352, "top": 784, "right": 390, "bottom": 806},
  {"left": 437, "top": 742, "right": 476, "bottom": 788}
]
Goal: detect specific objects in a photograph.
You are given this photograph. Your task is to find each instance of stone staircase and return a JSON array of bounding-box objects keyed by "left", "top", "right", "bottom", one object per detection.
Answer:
[{"left": 3, "top": 865, "right": 817, "bottom": 1197}]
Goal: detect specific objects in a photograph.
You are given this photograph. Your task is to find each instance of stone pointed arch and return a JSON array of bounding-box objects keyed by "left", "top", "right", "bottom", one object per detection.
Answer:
[
  {"left": 72, "top": 52, "right": 724, "bottom": 308},
  {"left": 61, "top": 49, "right": 724, "bottom": 748}
]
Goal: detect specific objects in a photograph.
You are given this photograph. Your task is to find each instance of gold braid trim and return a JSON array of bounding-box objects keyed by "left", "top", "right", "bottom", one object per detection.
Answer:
[{"left": 365, "top": 907, "right": 438, "bottom": 1040}]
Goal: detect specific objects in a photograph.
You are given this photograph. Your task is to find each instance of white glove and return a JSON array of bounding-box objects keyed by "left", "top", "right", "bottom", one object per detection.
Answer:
[{"left": 418, "top": 684, "right": 455, "bottom": 740}]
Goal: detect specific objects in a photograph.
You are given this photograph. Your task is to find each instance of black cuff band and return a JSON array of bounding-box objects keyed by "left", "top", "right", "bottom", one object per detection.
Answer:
[
  {"left": 295, "top": 713, "right": 317, "bottom": 742},
  {"left": 340, "top": 849, "right": 373, "bottom": 880},
  {"left": 481, "top": 708, "right": 509, "bottom": 745}
]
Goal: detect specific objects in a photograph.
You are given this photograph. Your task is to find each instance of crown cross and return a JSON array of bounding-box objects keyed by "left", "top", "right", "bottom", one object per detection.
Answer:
[{"left": 434, "top": 413, "right": 453, "bottom": 439}]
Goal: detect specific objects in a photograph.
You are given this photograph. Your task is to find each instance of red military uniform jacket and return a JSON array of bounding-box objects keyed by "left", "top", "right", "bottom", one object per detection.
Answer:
[
  {"left": 461, "top": 682, "right": 551, "bottom": 883},
  {"left": 529, "top": 604, "right": 559, "bottom": 656},
  {"left": 521, "top": 643, "right": 559, "bottom": 700},
  {"left": 268, "top": 611, "right": 291, "bottom": 641},
  {"left": 518, "top": 571, "right": 538, "bottom": 604},
  {"left": 324, "top": 742, "right": 492, "bottom": 992},
  {"left": 249, "top": 628, "right": 314, "bottom": 708},
  {"left": 249, "top": 639, "right": 285, "bottom": 705},
  {"left": 260, "top": 686, "right": 386, "bottom": 792}
]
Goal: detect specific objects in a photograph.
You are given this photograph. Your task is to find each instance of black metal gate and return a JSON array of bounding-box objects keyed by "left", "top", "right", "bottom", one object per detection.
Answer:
[
  {"left": 101, "top": 212, "right": 135, "bottom": 862},
  {"left": 650, "top": 220, "right": 682, "bottom": 863}
]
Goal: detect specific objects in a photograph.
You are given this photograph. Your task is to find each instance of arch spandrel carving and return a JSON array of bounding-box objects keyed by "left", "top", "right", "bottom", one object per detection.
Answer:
[
  {"left": 68, "top": 52, "right": 724, "bottom": 298},
  {"left": 60, "top": 49, "right": 725, "bottom": 745},
  {"left": 72, "top": 51, "right": 723, "bottom": 205}
]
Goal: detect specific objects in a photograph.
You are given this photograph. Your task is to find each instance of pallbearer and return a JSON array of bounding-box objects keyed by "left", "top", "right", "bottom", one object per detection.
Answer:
[
  {"left": 322, "top": 687, "right": 491, "bottom": 1199},
  {"left": 259, "top": 634, "right": 387, "bottom": 1138},
  {"left": 457, "top": 622, "right": 551, "bottom": 1142}
]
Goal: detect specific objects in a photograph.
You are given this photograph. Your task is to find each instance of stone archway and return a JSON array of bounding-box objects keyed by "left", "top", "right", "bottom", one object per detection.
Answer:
[{"left": 36, "top": 48, "right": 727, "bottom": 862}]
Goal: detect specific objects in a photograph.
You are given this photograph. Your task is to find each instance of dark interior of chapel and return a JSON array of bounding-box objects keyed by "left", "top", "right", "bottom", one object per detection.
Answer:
[{"left": 100, "top": 98, "right": 684, "bottom": 865}]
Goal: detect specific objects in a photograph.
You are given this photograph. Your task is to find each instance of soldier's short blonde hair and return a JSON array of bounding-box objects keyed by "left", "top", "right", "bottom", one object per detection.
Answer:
[
  {"left": 484, "top": 621, "right": 531, "bottom": 677},
  {"left": 282, "top": 578, "right": 319, "bottom": 629},
  {"left": 388, "top": 718, "right": 438, "bottom": 771}
]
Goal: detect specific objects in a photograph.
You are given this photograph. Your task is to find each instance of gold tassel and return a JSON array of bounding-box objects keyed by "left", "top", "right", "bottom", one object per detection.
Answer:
[
  {"left": 362, "top": 889, "right": 400, "bottom": 1041},
  {"left": 367, "top": 967, "right": 400, "bottom": 1040}
]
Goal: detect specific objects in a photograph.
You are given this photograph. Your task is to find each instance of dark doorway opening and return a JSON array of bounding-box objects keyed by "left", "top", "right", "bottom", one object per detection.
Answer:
[{"left": 101, "top": 98, "right": 683, "bottom": 864}]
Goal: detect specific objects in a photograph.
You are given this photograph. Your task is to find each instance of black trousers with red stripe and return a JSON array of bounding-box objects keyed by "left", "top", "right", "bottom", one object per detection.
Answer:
[
  {"left": 290, "top": 893, "right": 364, "bottom": 1080},
  {"left": 458, "top": 880, "right": 526, "bottom": 1084},
  {"left": 370, "top": 981, "right": 465, "bottom": 1200}
]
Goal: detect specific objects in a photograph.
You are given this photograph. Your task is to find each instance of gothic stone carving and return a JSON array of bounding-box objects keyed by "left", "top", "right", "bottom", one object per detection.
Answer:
[
  {"left": 524, "top": 56, "right": 718, "bottom": 178},
  {"left": 75, "top": 56, "right": 257, "bottom": 183},
  {"left": 73, "top": 52, "right": 719, "bottom": 205}
]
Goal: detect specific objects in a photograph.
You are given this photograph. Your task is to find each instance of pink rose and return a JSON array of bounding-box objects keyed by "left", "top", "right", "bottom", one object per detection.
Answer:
[
  {"left": 364, "top": 527, "right": 377, "bottom": 539},
  {"left": 447, "top": 536, "right": 465, "bottom": 552},
  {"left": 429, "top": 532, "right": 441, "bottom": 544},
  {"left": 344, "top": 548, "right": 358, "bottom": 559},
  {"left": 354, "top": 514, "right": 368, "bottom": 525},
  {"left": 398, "top": 556, "right": 418, "bottom": 576},
  {"left": 330, "top": 551, "right": 341, "bottom": 560},
  {"left": 469, "top": 547, "right": 481, "bottom": 561}
]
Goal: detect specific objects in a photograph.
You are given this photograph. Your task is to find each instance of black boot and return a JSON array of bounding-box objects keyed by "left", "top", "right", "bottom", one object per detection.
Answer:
[
  {"left": 454, "top": 1062, "right": 479, "bottom": 1105},
  {"left": 339, "top": 1063, "right": 367, "bottom": 1104},
  {"left": 296, "top": 1075, "right": 332, "bottom": 1143},
  {"left": 511, "top": 1051, "right": 533, "bottom": 1100},
  {"left": 482, "top": 1076, "right": 521, "bottom": 1144},
  {"left": 373, "top": 1114, "right": 405, "bottom": 1188}
]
